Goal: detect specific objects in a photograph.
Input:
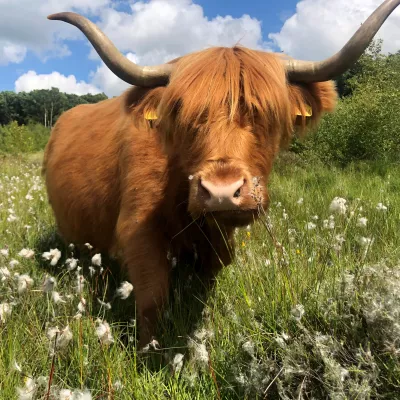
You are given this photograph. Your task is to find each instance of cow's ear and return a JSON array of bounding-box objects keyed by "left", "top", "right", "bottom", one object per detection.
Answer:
[{"left": 289, "top": 80, "right": 338, "bottom": 132}]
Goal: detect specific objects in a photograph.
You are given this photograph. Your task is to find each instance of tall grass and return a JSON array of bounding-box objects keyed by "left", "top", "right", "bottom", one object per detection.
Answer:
[{"left": 0, "top": 153, "right": 399, "bottom": 399}]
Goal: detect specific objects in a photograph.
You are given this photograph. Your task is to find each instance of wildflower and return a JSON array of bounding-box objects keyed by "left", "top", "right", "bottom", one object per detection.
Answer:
[
  {"left": 376, "top": 202, "right": 388, "bottom": 211},
  {"left": 116, "top": 281, "right": 134, "bottom": 299},
  {"left": 97, "top": 298, "right": 112, "bottom": 310},
  {"left": 17, "top": 274, "right": 34, "bottom": 294},
  {"left": 0, "top": 248, "right": 9, "bottom": 257},
  {"left": 357, "top": 217, "right": 368, "bottom": 228},
  {"left": 52, "top": 291, "right": 66, "bottom": 304},
  {"left": 188, "top": 340, "right": 209, "bottom": 366},
  {"left": 42, "top": 248, "right": 62, "bottom": 266},
  {"left": 59, "top": 389, "right": 72, "bottom": 400},
  {"left": 25, "top": 194, "right": 33, "bottom": 201},
  {"left": 9, "top": 259, "right": 19, "bottom": 268},
  {"left": 291, "top": 304, "right": 305, "bottom": 322},
  {"left": 65, "top": 258, "right": 78, "bottom": 271},
  {"left": 84, "top": 243, "right": 93, "bottom": 250},
  {"left": 0, "top": 303, "right": 12, "bottom": 323},
  {"left": 171, "top": 353, "right": 184, "bottom": 373},
  {"left": 42, "top": 275, "right": 57, "bottom": 293},
  {"left": 96, "top": 320, "right": 114, "bottom": 345},
  {"left": 17, "top": 377, "right": 37, "bottom": 400},
  {"left": 306, "top": 222, "right": 316, "bottom": 230},
  {"left": 297, "top": 197, "right": 304, "bottom": 205},
  {"left": 329, "top": 197, "right": 347, "bottom": 215},
  {"left": 78, "top": 298, "right": 86, "bottom": 313},
  {"left": 0, "top": 267, "right": 10, "bottom": 281},
  {"left": 323, "top": 215, "right": 335, "bottom": 230},
  {"left": 242, "top": 340, "right": 255, "bottom": 357},
  {"left": 18, "top": 248, "right": 34, "bottom": 259},
  {"left": 357, "top": 236, "right": 373, "bottom": 247},
  {"left": 88, "top": 266, "right": 96, "bottom": 277},
  {"left": 91, "top": 253, "right": 101, "bottom": 266}
]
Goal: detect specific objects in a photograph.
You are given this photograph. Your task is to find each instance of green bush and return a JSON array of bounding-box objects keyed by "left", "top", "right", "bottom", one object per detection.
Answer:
[{"left": 0, "top": 121, "right": 50, "bottom": 154}]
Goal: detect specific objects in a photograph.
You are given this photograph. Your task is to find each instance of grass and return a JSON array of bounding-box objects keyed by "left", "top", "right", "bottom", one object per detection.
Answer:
[{"left": 1, "top": 152, "right": 400, "bottom": 399}]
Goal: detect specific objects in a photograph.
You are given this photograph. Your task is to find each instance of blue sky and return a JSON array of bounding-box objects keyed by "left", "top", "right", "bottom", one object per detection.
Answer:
[{"left": 0, "top": 0, "right": 399, "bottom": 97}]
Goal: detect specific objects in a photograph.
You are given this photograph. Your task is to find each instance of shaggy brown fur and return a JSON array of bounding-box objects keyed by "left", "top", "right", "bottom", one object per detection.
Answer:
[{"left": 43, "top": 46, "right": 337, "bottom": 346}]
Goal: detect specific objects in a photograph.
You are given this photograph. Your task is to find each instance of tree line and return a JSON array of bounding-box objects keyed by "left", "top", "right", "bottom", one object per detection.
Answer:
[{"left": 0, "top": 88, "right": 108, "bottom": 127}]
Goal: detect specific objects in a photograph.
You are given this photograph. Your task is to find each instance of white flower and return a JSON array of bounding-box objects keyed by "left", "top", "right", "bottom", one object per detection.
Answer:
[
  {"left": 71, "top": 390, "right": 92, "bottom": 400},
  {"left": 42, "top": 276, "right": 57, "bottom": 293},
  {"left": 0, "top": 303, "right": 12, "bottom": 323},
  {"left": 84, "top": 243, "right": 93, "bottom": 250},
  {"left": 357, "top": 217, "right": 368, "bottom": 228},
  {"left": 97, "top": 298, "right": 112, "bottom": 310},
  {"left": 291, "top": 304, "right": 305, "bottom": 322},
  {"left": 116, "top": 281, "right": 134, "bottom": 300},
  {"left": 65, "top": 258, "right": 78, "bottom": 271},
  {"left": 0, "top": 267, "right": 10, "bottom": 281},
  {"left": 96, "top": 321, "right": 114, "bottom": 345},
  {"left": 18, "top": 248, "right": 34, "bottom": 259},
  {"left": 42, "top": 248, "right": 62, "bottom": 266},
  {"left": 88, "top": 266, "right": 96, "bottom": 277},
  {"left": 9, "top": 259, "right": 19, "bottom": 268},
  {"left": 17, "top": 377, "right": 37, "bottom": 400},
  {"left": 329, "top": 197, "right": 347, "bottom": 215},
  {"left": 376, "top": 202, "right": 388, "bottom": 211},
  {"left": 91, "top": 253, "right": 101, "bottom": 267},
  {"left": 78, "top": 298, "right": 86, "bottom": 313},
  {"left": 0, "top": 248, "right": 9, "bottom": 257},
  {"left": 306, "top": 222, "right": 316, "bottom": 230},
  {"left": 52, "top": 291, "right": 66, "bottom": 304},
  {"left": 265, "top": 259, "right": 271, "bottom": 266},
  {"left": 56, "top": 325, "right": 73, "bottom": 350},
  {"left": 17, "top": 274, "right": 34, "bottom": 294},
  {"left": 59, "top": 389, "right": 72, "bottom": 400},
  {"left": 357, "top": 236, "right": 373, "bottom": 247},
  {"left": 171, "top": 353, "right": 184, "bottom": 373},
  {"left": 25, "top": 194, "right": 33, "bottom": 201},
  {"left": 188, "top": 340, "right": 209, "bottom": 366},
  {"left": 297, "top": 197, "right": 304, "bottom": 205}
]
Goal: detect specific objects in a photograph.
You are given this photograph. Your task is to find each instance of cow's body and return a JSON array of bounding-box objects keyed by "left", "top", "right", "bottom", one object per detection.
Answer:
[{"left": 43, "top": 0, "right": 400, "bottom": 344}]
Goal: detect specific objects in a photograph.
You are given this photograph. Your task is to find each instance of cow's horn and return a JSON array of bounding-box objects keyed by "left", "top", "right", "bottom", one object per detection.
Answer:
[
  {"left": 284, "top": 0, "right": 400, "bottom": 82},
  {"left": 47, "top": 12, "right": 173, "bottom": 87}
]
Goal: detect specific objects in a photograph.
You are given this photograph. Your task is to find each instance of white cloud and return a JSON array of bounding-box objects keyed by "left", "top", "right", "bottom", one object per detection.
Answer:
[
  {"left": 269, "top": 0, "right": 400, "bottom": 60},
  {"left": 15, "top": 71, "right": 101, "bottom": 95},
  {"left": 0, "top": 0, "right": 111, "bottom": 65}
]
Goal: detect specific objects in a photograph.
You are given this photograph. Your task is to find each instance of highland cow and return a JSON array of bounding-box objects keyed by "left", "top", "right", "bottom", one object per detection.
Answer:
[{"left": 43, "top": 0, "right": 400, "bottom": 347}]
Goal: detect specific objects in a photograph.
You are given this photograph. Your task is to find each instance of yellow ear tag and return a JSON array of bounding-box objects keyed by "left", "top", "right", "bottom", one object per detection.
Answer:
[
  {"left": 144, "top": 111, "right": 158, "bottom": 120},
  {"left": 295, "top": 105, "right": 312, "bottom": 117},
  {"left": 144, "top": 110, "right": 158, "bottom": 128}
]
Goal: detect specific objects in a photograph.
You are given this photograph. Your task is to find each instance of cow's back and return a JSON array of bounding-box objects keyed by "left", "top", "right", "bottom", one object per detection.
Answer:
[{"left": 43, "top": 97, "right": 125, "bottom": 251}]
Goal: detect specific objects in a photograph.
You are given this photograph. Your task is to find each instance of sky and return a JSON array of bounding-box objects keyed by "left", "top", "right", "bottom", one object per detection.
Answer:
[{"left": 0, "top": 0, "right": 399, "bottom": 97}]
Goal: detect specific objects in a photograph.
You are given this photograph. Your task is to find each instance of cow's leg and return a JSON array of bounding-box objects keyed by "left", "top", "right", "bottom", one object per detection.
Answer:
[
  {"left": 200, "top": 225, "right": 236, "bottom": 284},
  {"left": 117, "top": 223, "right": 170, "bottom": 349}
]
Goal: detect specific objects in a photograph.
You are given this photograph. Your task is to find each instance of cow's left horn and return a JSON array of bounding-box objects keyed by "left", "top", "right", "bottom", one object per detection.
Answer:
[
  {"left": 47, "top": 12, "right": 174, "bottom": 87},
  {"left": 284, "top": 0, "right": 400, "bottom": 82}
]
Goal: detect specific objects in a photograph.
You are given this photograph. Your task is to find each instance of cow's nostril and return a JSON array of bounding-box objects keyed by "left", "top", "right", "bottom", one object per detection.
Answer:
[{"left": 233, "top": 188, "right": 241, "bottom": 198}]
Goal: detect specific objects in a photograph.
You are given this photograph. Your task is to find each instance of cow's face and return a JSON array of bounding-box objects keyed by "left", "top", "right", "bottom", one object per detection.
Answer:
[{"left": 152, "top": 47, "right": 336, "bottom": 226}]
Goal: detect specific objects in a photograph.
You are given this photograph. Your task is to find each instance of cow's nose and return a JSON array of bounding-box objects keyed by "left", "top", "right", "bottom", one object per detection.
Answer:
[{"left": 199, "top": 178, "right": 245, "bottom": 211}]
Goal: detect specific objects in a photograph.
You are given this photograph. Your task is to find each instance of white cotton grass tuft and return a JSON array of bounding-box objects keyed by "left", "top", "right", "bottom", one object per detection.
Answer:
[
  {"left": 18, "top": 248, "right": 35, "bottom": 259},
  {"left": 306, "top": 222, "right": 316, "bottom": 230},
  {"left": 329, "top": 197, "right": 347, "bottom": 215},
  {"left": 42, "top": 275, "right": 57, "bottom": 293},
  {"left": 91, "top": 253, "right": 101, "bottom": 267},
  {"left": 42, "top": 248, "right": 62, "bottom": 266},
  {"left": 0, "top": 267, "right": 11, "bottom": 281},
  {"left": 357, "top": 216, "right": 368, "bottom": 228},
  {"left": 376, "top": 202, "right": 388, "bottom": 211},
  {"left": 171, "top": 353, "right": 184, "bottom": 373},
  {"left": 77, "top": 298, "right": 86, "bottom": 313},
  {"left": 65, "top": 258, "right": 78, "bottom": 271},
  {"left": 188, "top": 340, "right": 209, "bottom": 367},
  {"left": 116, "top": 281, "right": 133, "bottom": 300},
  {"left": 0, "top": 248, "right": 9, "bottom": 257},
  {"left": 17, "top": 274, "right": 34, "bottom": 294},
  {"left": 9, "top": 259, "right": 19, "bottom": 268},
  {"left": 52, "top": 291, "right": 66, "bottom": 304},
  {"left": 16, "top": 376, "right": 37, "bottom": 400},
  {"left": 97, "top": 298, "right": 112, "bottom": 310},
  {"left": 0, "top": 302, "right": 12, "bottom": 323},
  {"left": 47, "top": 325, "right": 73, "bottom": 355},
  {"left": 59, "top": 389, "right": 72, "bottom": 400},
  {"left": 96, "top": 320, "right": 114, "bottom": 345},
  {"left": 291, "top": 304, "right": 305, "bottom": 322}
]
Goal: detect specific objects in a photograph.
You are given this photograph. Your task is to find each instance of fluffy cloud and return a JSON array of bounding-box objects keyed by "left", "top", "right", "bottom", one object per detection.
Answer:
[
  {"left": 269, "top": 0, "right": 400, "bottom": 60},
  {"left": 15, "top": 71, "right": 101, "bottom": 95},
  {"left": 0, "top": 0, "right": 111, "bottom": 65}
]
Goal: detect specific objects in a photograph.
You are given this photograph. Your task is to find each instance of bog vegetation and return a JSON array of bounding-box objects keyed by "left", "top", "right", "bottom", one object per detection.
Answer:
[{"left": 0, "top": 41, "right": 399, "bottom": 399}]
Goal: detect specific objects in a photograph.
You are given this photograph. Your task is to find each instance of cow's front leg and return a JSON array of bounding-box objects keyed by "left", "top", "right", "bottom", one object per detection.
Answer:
[{"left": 117, "top": 222, "right": 170, "bottom": 350}]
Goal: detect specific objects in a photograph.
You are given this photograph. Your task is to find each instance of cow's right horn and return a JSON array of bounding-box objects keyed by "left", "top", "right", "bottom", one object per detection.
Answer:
[
  {"left": 48, "top": 12, "right": 174, "bottom": 88},
  {"left": 284, "top": 0, "right": 400, "bottom": 83}
]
